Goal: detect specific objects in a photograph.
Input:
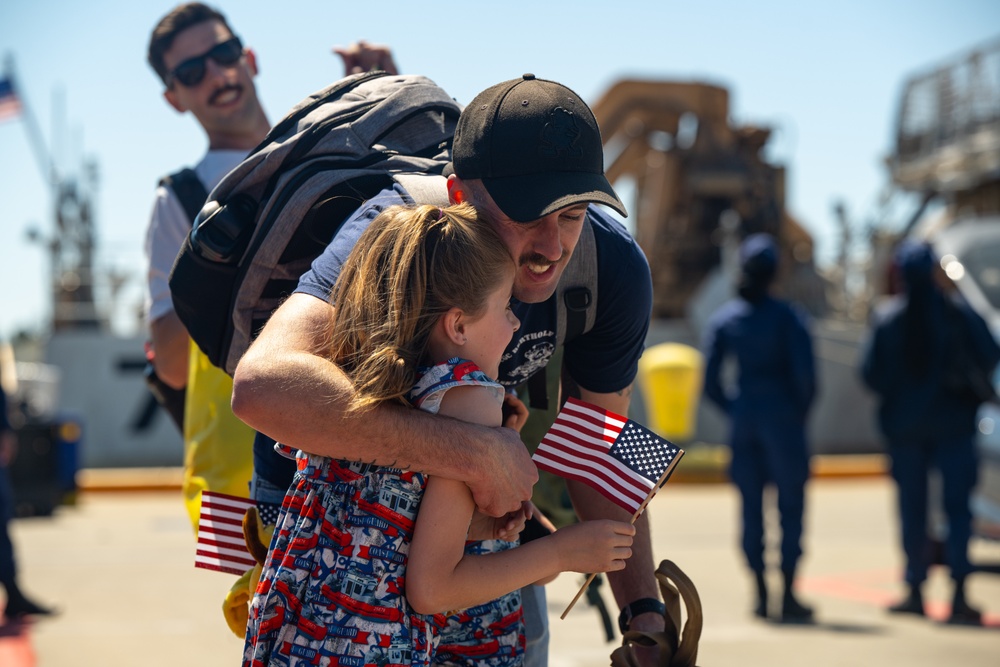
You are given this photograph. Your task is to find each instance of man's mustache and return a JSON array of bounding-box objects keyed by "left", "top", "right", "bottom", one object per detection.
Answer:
[
  {"left": 209, "top": 83, "right": 242, "bottom": 105},
  {"left": 519, "top": 251, "right": 565, "bottom": 267}
]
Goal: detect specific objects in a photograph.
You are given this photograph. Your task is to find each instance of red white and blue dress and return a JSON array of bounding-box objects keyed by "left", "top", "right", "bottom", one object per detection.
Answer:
[{"left": 243, "top": 358, "right": 525, "bottom": 666}]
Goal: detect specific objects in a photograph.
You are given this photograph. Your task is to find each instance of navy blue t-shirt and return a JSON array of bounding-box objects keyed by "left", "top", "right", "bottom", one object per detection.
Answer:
[{"left": 255, "top": 184, "right": 652, "bottom": 487}]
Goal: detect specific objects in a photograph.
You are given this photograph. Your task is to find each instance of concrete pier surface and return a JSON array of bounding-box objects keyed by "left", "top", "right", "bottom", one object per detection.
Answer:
[{"left": 2, "top": 474, "right": 999, "bottom": 666}]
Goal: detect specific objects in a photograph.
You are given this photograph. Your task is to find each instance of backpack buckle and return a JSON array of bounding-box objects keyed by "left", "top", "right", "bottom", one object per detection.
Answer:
[{"left": 564, "top": 286, "right": 592, "bottom": 312}]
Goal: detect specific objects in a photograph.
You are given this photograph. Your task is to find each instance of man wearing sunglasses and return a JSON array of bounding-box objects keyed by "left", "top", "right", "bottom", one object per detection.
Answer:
[
  {"left": 142, "top": 3, "right": 399, "bottom": 531},
  {"left": 145, "top": 2, "right": 398, "bottom": 395},
  {"left": 145, "top": 3, "right": 272, "bottom": 399}
]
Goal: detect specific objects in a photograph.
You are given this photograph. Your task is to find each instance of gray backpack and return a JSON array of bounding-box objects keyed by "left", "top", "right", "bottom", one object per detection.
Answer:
[{"left": 168, "top": 71, "right": 462, "bottom": 375}]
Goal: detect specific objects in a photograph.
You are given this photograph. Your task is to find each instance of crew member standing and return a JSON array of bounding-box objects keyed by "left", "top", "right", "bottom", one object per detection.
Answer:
[
  {"left": 861, "top": 239, "right": 1000, "bottom": 625},
  {"left": 702, "top": 233, "right": 816, "bottom": 622}
]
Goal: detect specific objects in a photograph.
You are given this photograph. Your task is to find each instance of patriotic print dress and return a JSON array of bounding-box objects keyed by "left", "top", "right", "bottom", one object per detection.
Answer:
[{"left": 243, "top": 358, "right": 525, "bottom": 666}]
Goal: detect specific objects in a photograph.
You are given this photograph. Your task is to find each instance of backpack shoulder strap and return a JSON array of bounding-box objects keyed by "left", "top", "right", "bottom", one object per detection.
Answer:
[
  {"left": 527, "top": 218, "right": 598, "bottom": 410},
  {"left": 160, "top": 167, "right": 209, "bottom": 224},
  {"left": 556, "top": 217, "right": 598, "bottom": 347},
  {"left": 393, "top": 173, "right": 450, "bottom": 207}
]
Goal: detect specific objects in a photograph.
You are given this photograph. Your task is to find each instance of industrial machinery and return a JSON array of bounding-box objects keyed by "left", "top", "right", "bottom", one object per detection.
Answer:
[
  {"left": 876, "top": 35, "right": 1000, "bottom": 298},
  {"left": 881, "top": 36, "right": 999, "bottom": 331},
  {"left": 889, "top": 36, "right": 1000, "bottom": 220},
  {"left": 592, "top": 79, "right": 825, "bottom": 319},
  {"left": 3, "top": 55, "right": 181, "bottom": 483}
]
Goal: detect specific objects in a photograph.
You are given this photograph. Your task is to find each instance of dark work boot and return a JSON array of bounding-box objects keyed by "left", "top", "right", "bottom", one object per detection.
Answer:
[
  {"left": 947, "top": 578, "right": 982, "bottom": 626},
  {"left": 753, "top": 570, "right": 768, "bottom": 619},
  {"left": 780, "top": 569, "right": 814, "bottom": 623},
  {"left": 3, "top": 583, "right": 56, "bottom": 619},
  {"left": 888, "top": 583, "right": 925, "bottom": 616}
]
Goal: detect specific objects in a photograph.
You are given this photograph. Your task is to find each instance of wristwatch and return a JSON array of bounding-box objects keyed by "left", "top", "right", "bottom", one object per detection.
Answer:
[{"left": 618, "top": 597, "right": 666, "bottom": 634}]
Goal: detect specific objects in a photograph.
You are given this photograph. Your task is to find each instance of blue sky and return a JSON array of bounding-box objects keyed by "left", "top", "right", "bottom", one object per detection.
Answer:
[{"left": 1, "top": 0, "right": 998, "bottom": 340}]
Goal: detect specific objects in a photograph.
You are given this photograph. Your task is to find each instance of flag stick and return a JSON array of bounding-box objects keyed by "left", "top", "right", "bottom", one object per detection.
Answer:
[{"left": 559, "top": 450, "right": 684, "bottom": 619}]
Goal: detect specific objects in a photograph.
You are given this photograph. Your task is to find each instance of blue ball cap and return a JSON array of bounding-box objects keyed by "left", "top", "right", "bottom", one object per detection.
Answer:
[
  {"left": 894, "top": 239, "right": 936, "bottom": 285},
  {"left": 740, "top": 233, "right": 778, "bottom": 275}
]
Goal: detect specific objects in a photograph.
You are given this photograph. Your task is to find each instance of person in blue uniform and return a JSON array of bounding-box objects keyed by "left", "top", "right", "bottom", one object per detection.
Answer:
[
  {"left": 702, "top": 233, "right": 816, "bottom": 622},
  {"left": 0, "top": 376, "right": 56, "bottom": 620},
  {"left": 860, "top": 239, "right": 1000, "bottom": 625}
]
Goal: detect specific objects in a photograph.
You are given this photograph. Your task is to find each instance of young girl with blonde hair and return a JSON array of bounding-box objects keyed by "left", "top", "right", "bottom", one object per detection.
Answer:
[{"left": 244, "top": 203, "right": 634, "bottom": 666}]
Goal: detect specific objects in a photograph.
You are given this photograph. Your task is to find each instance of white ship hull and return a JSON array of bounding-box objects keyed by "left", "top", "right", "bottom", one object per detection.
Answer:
[{"left": 44, "top": 330, "right": 182, "bottom": 468}]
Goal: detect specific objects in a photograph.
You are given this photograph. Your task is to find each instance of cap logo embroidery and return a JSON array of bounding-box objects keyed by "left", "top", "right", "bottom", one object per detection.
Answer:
[{"left": 540, "top": 107, "right": 582, "bottom": 158}]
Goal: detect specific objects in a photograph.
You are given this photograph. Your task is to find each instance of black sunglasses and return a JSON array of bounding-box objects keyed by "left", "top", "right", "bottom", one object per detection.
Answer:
[{"left": 166, "top": 36, "right": 244, "bottom": 88}]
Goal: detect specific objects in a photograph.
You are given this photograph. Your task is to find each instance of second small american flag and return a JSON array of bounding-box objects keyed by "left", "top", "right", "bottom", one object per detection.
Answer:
[{"left": 532, "top": 397, "right": 683, "bottom": 514}]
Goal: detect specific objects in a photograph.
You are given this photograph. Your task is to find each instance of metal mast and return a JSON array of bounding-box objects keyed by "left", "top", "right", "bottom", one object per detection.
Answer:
[{"left": 5, "top": 54, "right": 105, "bottom": 331}]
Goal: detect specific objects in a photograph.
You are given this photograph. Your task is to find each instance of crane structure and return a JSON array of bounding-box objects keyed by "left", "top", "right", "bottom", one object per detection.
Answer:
[
  {"left": 592, "top": 79, "right": 823, "bottom": 318},
  {"left": 889, "top": 36, "right": 1000, "bottom": 221},
  {"left": 5, "top": 55, "right": 104, "bottom": 333}
]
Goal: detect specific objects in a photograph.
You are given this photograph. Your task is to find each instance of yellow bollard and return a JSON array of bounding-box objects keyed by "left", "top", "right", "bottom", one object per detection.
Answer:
[{"left": 637, "top": 343, "right": 704, "bottom": 442}]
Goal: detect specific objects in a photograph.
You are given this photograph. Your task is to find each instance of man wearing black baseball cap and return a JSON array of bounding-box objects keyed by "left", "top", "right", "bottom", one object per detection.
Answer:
[
  {"left": 450, "top": 74, "right": 626, "bottom": 221},
  {"left": 234, "top": 74, "right": 659, "bottom": 664}
]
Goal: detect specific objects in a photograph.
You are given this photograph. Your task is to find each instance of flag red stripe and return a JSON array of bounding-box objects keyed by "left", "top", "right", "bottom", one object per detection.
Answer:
[
  {"left": 555, "top": 412, "right": 620, "bottom": 441},
  {"left": 196, "top": 540, "right": 253, "bottom": 560},
  {"left": 543, "top": 425, "right": 614, "bottom": 455},
  {"left": 200, "top": 490, "right": 255, "bottom": 504},
  {"left": 557, "top": 400, "right": 625, "bottom": 438},
  {"left": 533, "top": 449, "right": 648, "bottom": 507},
  {"left": 200, "top": 508, "right": 250, "bottom": 519},
  {"left": 534, "top": 433, "right": 652, "bottom": 495},
  {"left": 197, "top": 535, "right": 250, "bottom": 551},
  {"left": 534, "top": 440, "right": 650, "bottom": 490},
  {"left": 200, "top": 511, "right": 249, "bottom": 521},
  {"left": 194, "top": 558, "right": 255, "bottom": 569},
  {"left": 563, "top": 397, "right": 624, "bottom": 426},
  {"left": 533, "top": 449, "right": 652, "bottom": 512},
  {"left": 548, "top": 417, "right": 618, "bottom": 445},
  {"left": 534, "top": 459, "right": 647, "bottom": 509},
  {"left": 195, "top": 491, "right": 255, "bottom": 575},
  {"left": 198, "top": 512, "right": 243, "bottom": 533},
  {"left": 200, "top": 509, "right": 249, "bottom": 521},
  {"left": 193, "top": 560, "right": 248, "bottom": 576},
  {"left": 195, "top": 545, "right": 257, "bottom": 563},
  {"left": 196, "top": 525, "right": 245, "bottom": 541},
  {"left": 535, "top": 459, "right": 646, "bottom": 510},
  {"left": 201, "top": 500, "right": 252, "bottom": 510},
  {"left": 194, "top": 559, "right": 254, "bottom": 575},
  {"left": 200, "top": 494, "right": 254, "bottom": 509}
]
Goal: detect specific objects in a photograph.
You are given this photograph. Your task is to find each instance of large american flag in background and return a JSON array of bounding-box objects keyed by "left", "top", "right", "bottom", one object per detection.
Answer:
[{"left": 532, "top": 397, "right": 683, "bottom": 515}]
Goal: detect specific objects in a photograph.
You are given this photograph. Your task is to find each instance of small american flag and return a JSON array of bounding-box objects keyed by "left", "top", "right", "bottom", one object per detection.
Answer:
[
  {"left": 195, "top": 491, "right": 280, "bottom": 575},
  {"left": 533, "top": 397, "right": 683, "bottom": 515},
  {"left": 0, "top": 78, "right": 22, "bottom": 122}
]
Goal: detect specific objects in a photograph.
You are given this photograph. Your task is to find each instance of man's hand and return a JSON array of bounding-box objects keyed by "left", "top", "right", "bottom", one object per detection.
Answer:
[
  {"left": 501, "top": 393, "right": 529, "bottom": 433},
  {"left": 333, "top": 41, "right": 398, "bottom": 75},
  {"left": 466, "top": 425, "right": 537, "bottom": 518},
  {"left": 149, "top": 311, "right": 190, "bottom": 390}
]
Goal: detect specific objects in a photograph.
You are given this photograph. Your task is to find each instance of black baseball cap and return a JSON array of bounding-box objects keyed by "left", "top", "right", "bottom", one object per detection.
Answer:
[{"left": 450, "top": 74, "right": 627, "bottom": 223}]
